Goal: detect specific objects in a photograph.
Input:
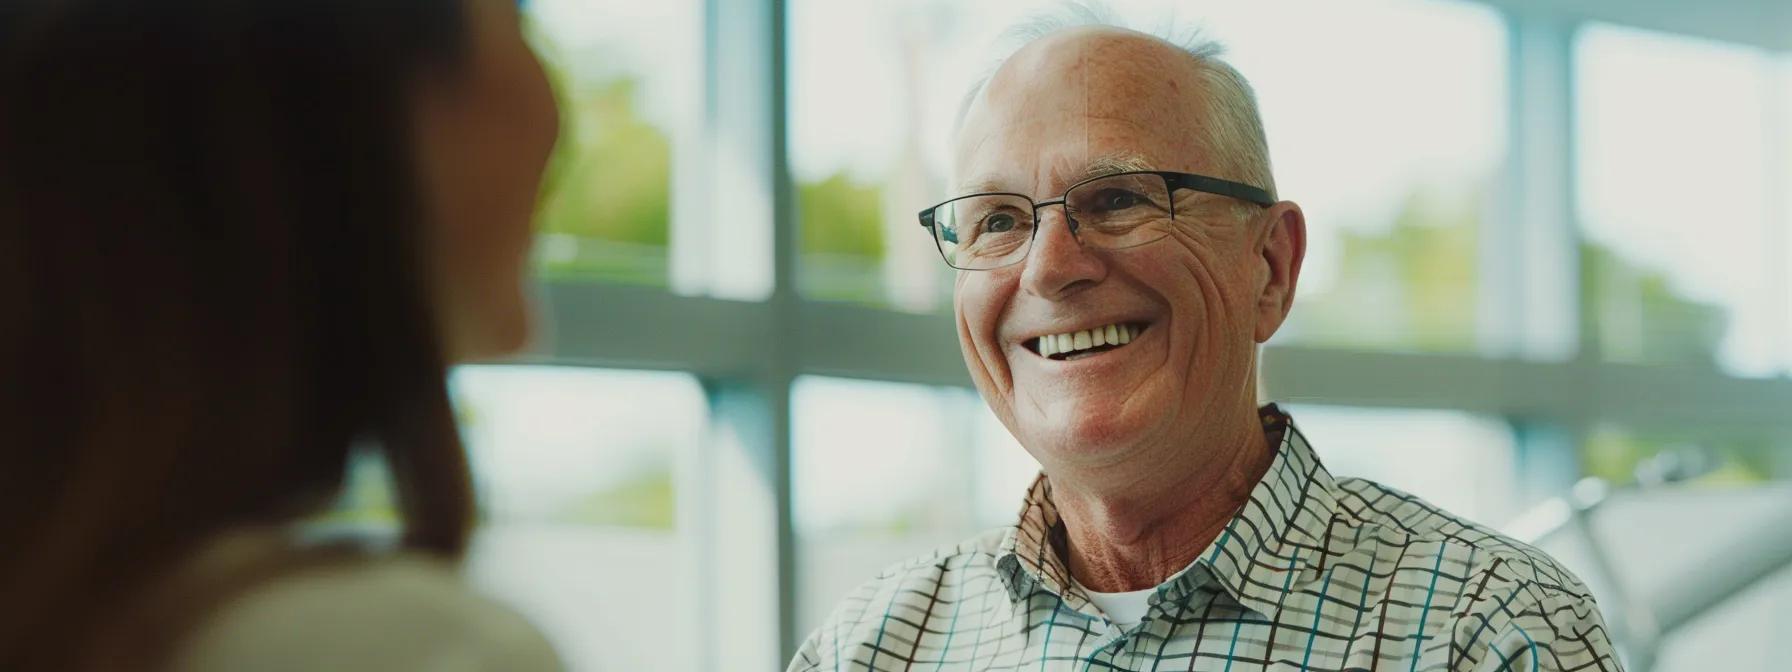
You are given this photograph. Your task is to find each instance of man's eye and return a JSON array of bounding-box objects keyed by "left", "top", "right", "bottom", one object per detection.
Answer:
[
  {"left": 1096, "top": 190, "right": 1143, "bottom": 210},
  {"left": 984, "top": 213, "right": 1018, "bottom": 232}
]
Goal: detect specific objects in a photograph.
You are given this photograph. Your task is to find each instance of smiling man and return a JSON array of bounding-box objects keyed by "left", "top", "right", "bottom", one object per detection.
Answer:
[{"left": 789, "top": 17, "right": 1620, "bottom": 672}]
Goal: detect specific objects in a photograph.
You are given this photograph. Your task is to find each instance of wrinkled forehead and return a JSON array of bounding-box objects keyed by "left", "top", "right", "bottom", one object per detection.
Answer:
[{"left": 952, "top": 28, "right": 1210, "bottom": 198}]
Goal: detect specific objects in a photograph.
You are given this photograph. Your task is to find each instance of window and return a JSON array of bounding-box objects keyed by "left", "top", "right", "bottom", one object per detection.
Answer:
[
  {"left": 1582, "top": 423, "right": 1785, "bottom": 489},
  {"left": 971, "top": 409, "right": 1044, "bottom": 530},
  {"left": 1781, "top": 56, "right": 1792, "bottom": 370},
  {"left": 525, "top": 0, "right": 700, "bottom": 288},
  {"left": 454, "top": 366, "right": 706, "bottom": 672},
  {"left": 1576, "top": 24, "right": 1783, "bottom": 376},
  {"left": 1205, "top": 0, "right": 1508, "bottom": 353},
  {"left": 792, "top": 376, "right": 1038, "bottom": 634},
  {"left": 786, "top": 0, "right": 966, "bottom": 311},
  {"left": 1288, "top": 405, "right": 1520, "bottom": 526}
]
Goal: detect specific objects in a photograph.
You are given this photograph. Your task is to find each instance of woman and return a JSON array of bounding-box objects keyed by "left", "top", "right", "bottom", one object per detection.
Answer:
[{"left": 0, "top": 0, "right": 563, "bottom": 669}]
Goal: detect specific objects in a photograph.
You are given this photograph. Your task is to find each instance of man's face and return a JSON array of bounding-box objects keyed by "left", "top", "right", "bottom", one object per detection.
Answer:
[{"left": 953, "top": 28, "right": 1301, "bottom": 473}]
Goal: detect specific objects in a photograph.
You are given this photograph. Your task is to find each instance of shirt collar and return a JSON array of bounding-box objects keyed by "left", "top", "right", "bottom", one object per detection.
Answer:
[{"left": 994, "top": 404, "right": 1339, "bottom": 619}]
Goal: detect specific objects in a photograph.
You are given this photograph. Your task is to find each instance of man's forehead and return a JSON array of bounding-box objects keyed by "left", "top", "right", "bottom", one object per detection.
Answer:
[
  {"left": 950, "top": 29, "right": 1206, "bottom": 195},
  {"left": 993, "top": 26, "right": 1176, "bottom": 89}
]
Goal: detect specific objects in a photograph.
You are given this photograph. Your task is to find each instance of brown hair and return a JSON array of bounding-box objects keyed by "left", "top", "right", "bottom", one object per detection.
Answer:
[{"left": 0, "top": 1, "right": 479, "bottom": 668}]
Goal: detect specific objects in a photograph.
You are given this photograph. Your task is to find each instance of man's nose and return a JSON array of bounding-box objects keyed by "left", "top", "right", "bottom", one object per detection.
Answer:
[{"left": 1018, "top": 205, "right": 1106, "bottom": 300}]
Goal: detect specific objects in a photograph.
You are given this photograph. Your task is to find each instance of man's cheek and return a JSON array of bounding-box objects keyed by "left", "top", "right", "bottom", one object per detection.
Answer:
[{"left": 981, "top": 333, "right": 1015, "bottom": 395}]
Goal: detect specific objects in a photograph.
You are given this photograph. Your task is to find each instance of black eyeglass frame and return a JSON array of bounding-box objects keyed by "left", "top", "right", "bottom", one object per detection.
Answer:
[{"left": 916, "top": 170, "right": 1276, "bottom": 271}]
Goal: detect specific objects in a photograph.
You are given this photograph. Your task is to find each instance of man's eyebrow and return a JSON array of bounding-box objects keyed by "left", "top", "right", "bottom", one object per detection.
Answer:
[
  {"left": 954, "top": 176, "right": 1010, "bottom": 195},
  {"left": 1076, "top": 153, "right": 1153, "bottom": 182},
  {"left": 952, "top": 154, "right": 1153, "bottom": 196}
]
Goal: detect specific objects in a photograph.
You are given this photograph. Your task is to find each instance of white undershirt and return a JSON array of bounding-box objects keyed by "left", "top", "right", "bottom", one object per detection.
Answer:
[{"left": 1082, "top": 585, "right": 1158, "bottom": 629}]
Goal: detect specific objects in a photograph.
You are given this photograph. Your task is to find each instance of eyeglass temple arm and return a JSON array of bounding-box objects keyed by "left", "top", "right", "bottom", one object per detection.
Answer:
[{"left": 1164, "top": 173, "right": 1275, "bottom": 207}]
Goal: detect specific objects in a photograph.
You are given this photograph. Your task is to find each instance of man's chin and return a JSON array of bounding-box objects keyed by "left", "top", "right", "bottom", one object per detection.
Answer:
[{"left": 1021, "top": 411, "right": 1153, "bottom": 468}]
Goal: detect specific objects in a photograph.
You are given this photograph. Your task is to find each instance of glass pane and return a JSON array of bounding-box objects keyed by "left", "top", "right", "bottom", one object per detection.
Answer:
[
  {"left": 1582, "top": 423, "right": 1787, "bottom": 489},
  {"left": 973, "top": 409, "right": 1043, "bottom": 530},
  {"left": 1576, "top": 25, "right": 1780, "bottom": 375},
  {"left": 454, "top": 366, "right": 706, "bottom": 672},
  {"left": 787, "top": 0, "right": 960, "bottom": 310},
  {"left": 1782, "top": 57, "right": 1792, "bottom": 371},
  {"left": 789, "top": 0, "right": 1506, "bottom": 355},
  {"left": 1288, "top": 405, "right": 1520, "bottom": 526},
  {"left": 792, "top": 377, "right": 1038, "bottom": 634},
  {"left": 1209, "top": 0, "right": 1507, "bottom": 352},
  {"left": 526, "top": 0, "right": 699, "bottom": 287}
]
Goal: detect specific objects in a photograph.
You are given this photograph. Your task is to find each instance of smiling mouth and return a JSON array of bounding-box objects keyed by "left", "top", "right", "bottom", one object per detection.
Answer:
[{"left": 1025, "top": 322, "right": 1150, "bottom": 361}]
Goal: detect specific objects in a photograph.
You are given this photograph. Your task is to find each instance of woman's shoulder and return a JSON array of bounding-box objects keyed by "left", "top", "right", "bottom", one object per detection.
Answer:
[{"left": 170, "top": 534, "right": 561, "bottom": 672}]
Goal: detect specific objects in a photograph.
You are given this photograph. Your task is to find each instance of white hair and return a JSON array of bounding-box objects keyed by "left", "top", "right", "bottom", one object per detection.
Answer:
[{"left": 955, "top": 2, "right": 1277, "bottom": 208}]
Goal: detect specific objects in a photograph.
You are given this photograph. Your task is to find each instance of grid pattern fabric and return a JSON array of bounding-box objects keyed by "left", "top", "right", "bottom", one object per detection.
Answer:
[{"left": 790, "top": 406, "right": 1621, "bottom": 671}]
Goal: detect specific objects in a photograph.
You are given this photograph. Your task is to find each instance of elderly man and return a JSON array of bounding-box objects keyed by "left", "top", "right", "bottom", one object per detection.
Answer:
[{"left": 789, "top": 19, "right": 1621, "bottom": 672}]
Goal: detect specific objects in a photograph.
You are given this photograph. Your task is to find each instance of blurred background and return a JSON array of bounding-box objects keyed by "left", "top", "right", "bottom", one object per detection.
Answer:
[{"left": 336, "top": 0, "right": 1790, "bottom": 669}]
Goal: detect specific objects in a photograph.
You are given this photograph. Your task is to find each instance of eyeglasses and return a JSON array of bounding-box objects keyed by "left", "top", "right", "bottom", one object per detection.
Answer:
[{"left": 916, "top": 170, "right": 1274, "bottom": 271}]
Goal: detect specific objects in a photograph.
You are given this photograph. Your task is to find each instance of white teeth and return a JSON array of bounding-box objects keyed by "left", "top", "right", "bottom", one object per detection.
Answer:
[{"left": 1034, "top": 323, "right": 1141, "bottom": 359}]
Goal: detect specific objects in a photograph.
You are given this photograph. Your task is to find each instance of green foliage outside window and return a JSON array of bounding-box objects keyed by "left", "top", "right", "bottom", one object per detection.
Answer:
[
  {"left": 798, "top": 172, "right": 889, "bottom": 302},
  {"left": 1584, "top": 426, "right": 1776, "bottom": 487},
  {"left": 529, "top": 31, "right": 674, "bottom": 284}
]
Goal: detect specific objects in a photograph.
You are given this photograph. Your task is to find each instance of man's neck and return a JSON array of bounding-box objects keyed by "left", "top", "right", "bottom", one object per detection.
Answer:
[{"left": 1051, "top": 412, "right": 1276, "bottom": 593}]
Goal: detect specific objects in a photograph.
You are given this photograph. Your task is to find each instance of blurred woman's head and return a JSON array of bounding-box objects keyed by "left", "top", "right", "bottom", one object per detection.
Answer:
[
  {"left": 416, "top": 0, "right": 561, "bottom": 360},
  {"left": 0, "top": 0, "right": 558, "bottom": 667}
]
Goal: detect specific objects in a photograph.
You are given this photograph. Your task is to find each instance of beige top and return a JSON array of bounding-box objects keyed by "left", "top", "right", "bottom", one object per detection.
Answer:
[{"left": 165, "top": 532, "right": 561, "bottom": 672}]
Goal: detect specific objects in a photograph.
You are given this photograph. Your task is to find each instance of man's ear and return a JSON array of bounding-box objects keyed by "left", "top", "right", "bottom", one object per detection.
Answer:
[{"left": 1253, "top": 202, "right": 1306, "bottom": 343}]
